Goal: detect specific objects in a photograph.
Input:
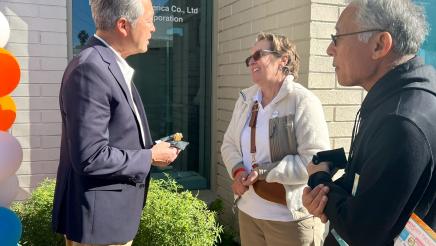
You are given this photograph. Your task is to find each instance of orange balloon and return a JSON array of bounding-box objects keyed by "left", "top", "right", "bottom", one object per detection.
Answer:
[
  {"left": 0, "top": 96, "right": 16, "bottom": 112},
  {"left": 0, "top": 96, "right": 16, "bottom": 131},
  {"left": 0, "top": 48, "right": 20, "bottom": 97}
]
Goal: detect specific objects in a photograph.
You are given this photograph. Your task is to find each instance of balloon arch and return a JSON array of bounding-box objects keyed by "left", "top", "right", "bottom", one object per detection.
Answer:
[{"left": 0, "top": 10, "right": 24, "bottom": 245}]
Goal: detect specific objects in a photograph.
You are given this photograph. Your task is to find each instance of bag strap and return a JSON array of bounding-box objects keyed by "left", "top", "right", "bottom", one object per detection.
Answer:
[{"left": 249, "top": 101, "right": 259, "bottom": 164}]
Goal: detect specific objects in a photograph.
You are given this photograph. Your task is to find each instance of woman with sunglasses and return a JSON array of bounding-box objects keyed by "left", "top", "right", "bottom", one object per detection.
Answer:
[{"left": 221, "top": 32, "right": 330, "bottom": 246}]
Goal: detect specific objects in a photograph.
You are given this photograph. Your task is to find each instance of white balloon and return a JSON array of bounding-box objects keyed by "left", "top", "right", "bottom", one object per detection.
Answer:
[
  {"left": 0, "top": 11, "right": 10, "bottom": 48},
  {"left": 0, "top": 131, "right": 23, "bottom": 182},
  {"left": 0, "top": 175, "right": 19, "bottom": 207}
]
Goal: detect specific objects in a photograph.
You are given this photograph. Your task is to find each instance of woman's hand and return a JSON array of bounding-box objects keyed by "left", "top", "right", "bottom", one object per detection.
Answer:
[
  {"left": 241, "top": 170, "right": 259, "bottom": 186},
  {"left": 232, "top": 171, "right": 249, "bottom": 196}
]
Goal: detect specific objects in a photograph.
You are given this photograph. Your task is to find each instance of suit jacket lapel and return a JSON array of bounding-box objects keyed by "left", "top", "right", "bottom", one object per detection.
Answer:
[
  {"left": 87, "top": 37, "right": 150, "bottom": 147},
  {"left": 88, "top": 37, "right": 137, "bottom": 115},
  {"left": 108, "top": 63, "right": 137, "bottom": 113}
]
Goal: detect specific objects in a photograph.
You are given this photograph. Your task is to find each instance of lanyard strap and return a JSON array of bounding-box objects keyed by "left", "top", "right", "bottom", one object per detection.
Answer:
[{"left": 249, "top": 101, "right": 259, "bottom": 164}]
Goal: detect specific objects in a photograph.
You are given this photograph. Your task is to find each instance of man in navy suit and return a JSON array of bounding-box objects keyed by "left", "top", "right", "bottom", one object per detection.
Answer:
[{"left": 52, "top": 0, "right": 179, "bottom": 245}]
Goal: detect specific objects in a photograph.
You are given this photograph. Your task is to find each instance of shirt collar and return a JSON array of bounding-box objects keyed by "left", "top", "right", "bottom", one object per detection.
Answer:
[
  {"left": 94, "top": 34, "right": 134, "bottom": 83},
  {"left": 253, "top": 89, "right": 262, "bottom": 103}
]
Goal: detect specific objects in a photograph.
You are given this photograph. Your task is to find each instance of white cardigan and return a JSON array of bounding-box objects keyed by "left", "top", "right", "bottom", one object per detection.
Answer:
[{"left": 221, "top": 75, "right": 331, "bottom": 219}]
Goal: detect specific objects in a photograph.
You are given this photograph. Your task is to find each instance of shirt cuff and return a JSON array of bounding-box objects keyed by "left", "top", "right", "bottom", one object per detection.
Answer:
[{"left": 231, "top": 162, "right": 245, "bottom": 179}]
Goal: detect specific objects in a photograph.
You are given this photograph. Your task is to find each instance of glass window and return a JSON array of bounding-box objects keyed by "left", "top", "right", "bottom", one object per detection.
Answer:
[
  {"left": 72, "top": 0, "right": 212, "bottom": 190},
  {"left": 416, "top": 0, "right": 436, "bottom": 67},
  {"left": 72, "top": 1, "right": 94, "bottom": 55}
]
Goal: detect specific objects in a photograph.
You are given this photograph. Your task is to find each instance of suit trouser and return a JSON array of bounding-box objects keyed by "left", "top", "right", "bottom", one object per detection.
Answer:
[
  {"left": 238, "top": 210, "right": 325, "bottom": 246},
  {"left": 65, "top": 237, "right": 132, "bottom": 246}
]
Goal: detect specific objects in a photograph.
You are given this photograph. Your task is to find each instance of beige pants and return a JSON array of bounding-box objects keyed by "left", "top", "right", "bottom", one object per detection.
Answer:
[
  {"left": 65, "top": 237, "right": 132, "bottom": 246},
  {"left": 238, "top": 210, "right": 325, "bottom": 246}
]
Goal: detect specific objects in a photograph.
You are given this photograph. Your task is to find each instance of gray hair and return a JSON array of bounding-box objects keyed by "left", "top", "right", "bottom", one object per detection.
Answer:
[
  {"left": 89, "top": 0, "right": 144, "bottom": 31},
  {"left": 256, "top": 32, "right": 301, "bottom": 79},
  {"left": 349, "top": 0, "right": 429, "bottom": 55}
]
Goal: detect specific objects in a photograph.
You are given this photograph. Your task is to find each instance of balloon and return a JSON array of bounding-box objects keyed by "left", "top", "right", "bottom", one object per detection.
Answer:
[
  {"left": 0, "top": 11, "right": 10, "bottom": 48},
  {"left": 0, "top": 132, "right": 22, "bottom": 182},
  {"left": 0, "top": 175, "right": 19, "bottom": 207},
  {"left": 0, "top": 48, "right": 21, "bottom": 97},
  {"left": 0, "top": 96, "right": 17, "bottom": 131},
  {"left": 0, "top": 207, "right": 22, "bottom": 245}
]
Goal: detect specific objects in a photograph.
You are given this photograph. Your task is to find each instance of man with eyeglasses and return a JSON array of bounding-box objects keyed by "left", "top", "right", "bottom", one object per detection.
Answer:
[{"left": 302, "top": 0, "right": 436, "bottom": 245}]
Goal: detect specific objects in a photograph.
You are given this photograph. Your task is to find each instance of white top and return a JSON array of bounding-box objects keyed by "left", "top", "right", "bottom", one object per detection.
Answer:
[
  {"left": 222, "top": 76, "right": 331, "bottom": 221},
  {"left": 238, "top": 90, "right": 293, "bottom": 222},
  {"left": 94, "top": 34, "right": 145, "bottom": 146}
]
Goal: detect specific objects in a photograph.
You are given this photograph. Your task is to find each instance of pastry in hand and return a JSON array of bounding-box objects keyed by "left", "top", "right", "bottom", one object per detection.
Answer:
[{"left": 173, "top": 133, "right": 183, "bottom": 141}]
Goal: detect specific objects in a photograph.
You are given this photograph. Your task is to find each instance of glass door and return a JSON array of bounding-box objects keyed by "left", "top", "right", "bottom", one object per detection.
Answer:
[
  {"left": 127, "top": 0, "right": 212, "bottom": 189},
  {"left": 72, "top": 0, "right": 212, "bottom": 190}
]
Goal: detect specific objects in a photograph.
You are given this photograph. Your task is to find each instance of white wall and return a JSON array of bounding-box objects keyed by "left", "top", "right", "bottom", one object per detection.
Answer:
[{"left": 0, "top": 0, "right": 68, "bottom": 200}]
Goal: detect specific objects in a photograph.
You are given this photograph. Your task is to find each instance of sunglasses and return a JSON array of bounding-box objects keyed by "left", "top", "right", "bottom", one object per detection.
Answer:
[{"left": 245, "top": 49, "right": 280, "bottom": 67}]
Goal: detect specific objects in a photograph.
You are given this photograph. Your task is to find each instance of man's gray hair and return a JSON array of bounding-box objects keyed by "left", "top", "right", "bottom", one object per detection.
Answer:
[
  {"left": 89, "top": 0, "right": 144, "bottom": 31},
  {"left": 349, "top": 0, "right": 429, "bottom": 55}
]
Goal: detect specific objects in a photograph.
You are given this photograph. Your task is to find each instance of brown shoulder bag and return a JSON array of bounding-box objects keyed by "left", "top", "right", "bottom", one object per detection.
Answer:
[{"left": 249, "top": 101, "right": 287, "bottom": 205}]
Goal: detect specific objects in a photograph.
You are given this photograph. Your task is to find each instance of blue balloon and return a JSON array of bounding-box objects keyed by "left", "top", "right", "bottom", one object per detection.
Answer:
[{"left": 0, "top": 207, "right": 22, "bottom": 246}]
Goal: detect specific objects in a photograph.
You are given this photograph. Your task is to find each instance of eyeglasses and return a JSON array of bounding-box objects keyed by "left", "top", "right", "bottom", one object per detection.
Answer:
[
  {"left": 245, "top": 49, "right": 280, "bottom": 67},
  {"left": 330, "top": 29, "right": 384, "bottom": 46}
]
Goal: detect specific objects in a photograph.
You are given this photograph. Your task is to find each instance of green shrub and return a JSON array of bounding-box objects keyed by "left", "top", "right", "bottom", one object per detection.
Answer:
[
  {"left": 134, "top": 178, "right": 223, "bottom": 246},
  {"left": 208, "top": 198, "right": 239, "bottom": 246},
  {"left": 216, "top": 226, "right": 239, "bottom": 246},
  {"left": 208, "top": 198, "right": 224, "bottom": 215},
  {"left": 11, "top": 179, "right": 64, "bottom": 246},
  {"left": 12, "top": 178, "right": 223, "bottom": 246}
]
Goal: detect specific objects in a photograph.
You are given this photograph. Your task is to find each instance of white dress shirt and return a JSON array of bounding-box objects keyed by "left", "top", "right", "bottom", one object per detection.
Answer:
[
  {"left": 94, "top": 34, "right": 146, "bottom": 146},
  {"left": 238, "top": 90, "right": 293, "bottom": 222}
]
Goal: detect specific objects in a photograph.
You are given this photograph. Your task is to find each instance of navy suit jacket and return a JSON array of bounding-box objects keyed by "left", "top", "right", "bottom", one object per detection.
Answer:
[{"left": 52, "top": 37, "right": 153, "bottom": 244}]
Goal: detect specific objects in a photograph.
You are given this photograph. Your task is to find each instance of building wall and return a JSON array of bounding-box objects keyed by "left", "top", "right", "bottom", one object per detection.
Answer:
[
  {"left": 0, "top": 0, "right": 365, "bottom": 224},
  {"left": 309, "top": 0, "right": 365, "bottom": 151},
  {"left": 0, "top": 0, "right": 67, "bottom": 200},
  {"left": 213, "top": 0, "right": 365, "bottom": 227}
]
